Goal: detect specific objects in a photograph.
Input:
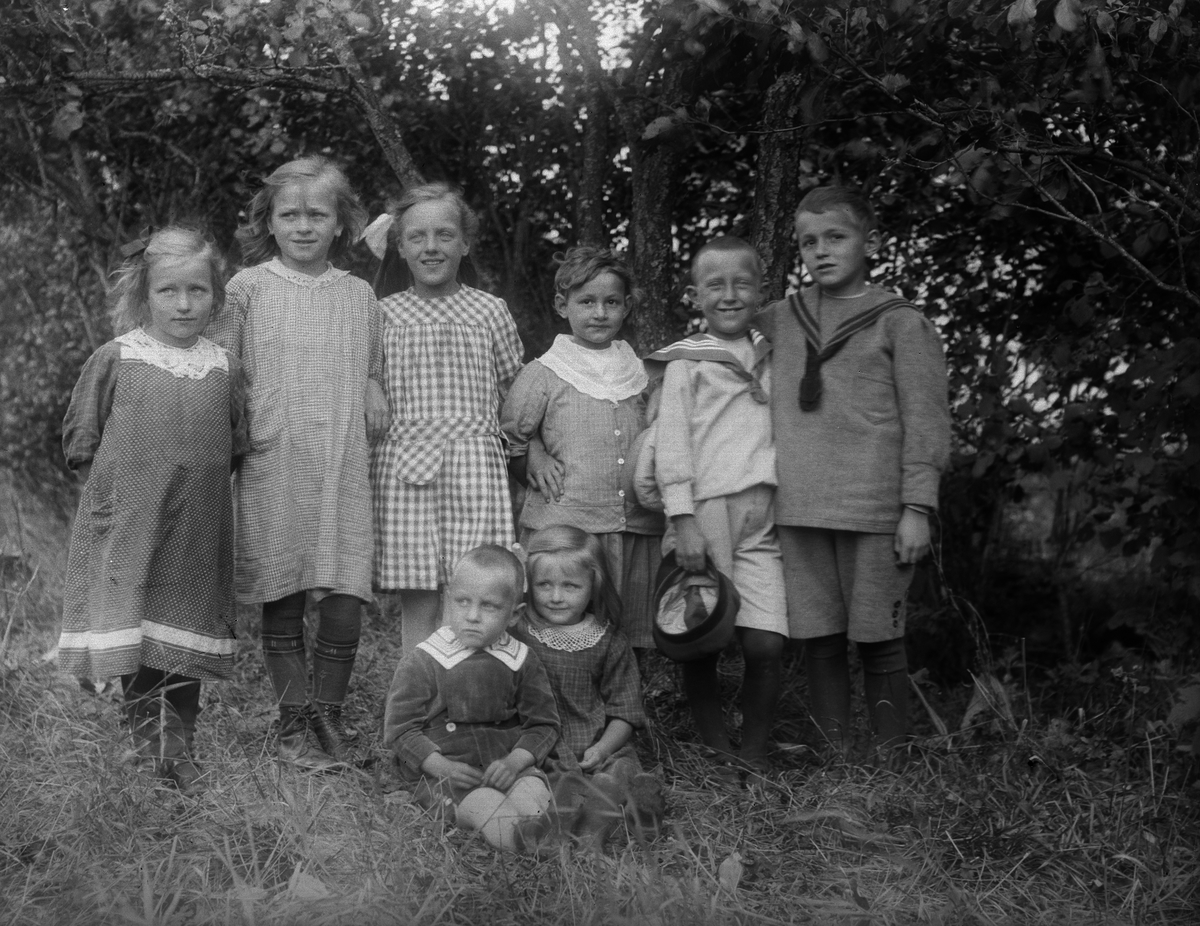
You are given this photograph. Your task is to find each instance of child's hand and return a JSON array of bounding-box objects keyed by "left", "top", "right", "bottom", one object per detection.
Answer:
[
  {"left": 421, "top": 753, "right": 483, "bottom": 789},
  {"left": 894, "top": 507, "right": 931, "bottom": 564},
  {"left": 527, "top": 440, "right": 565, "bottom": 503},
  {"left": 580, "top": 745, "right": 605, "bottom": 770},
  {"left": 671, "top": 514, "right": 709, "bottom": 573},
  {"left": 481, "top": 748, "right": 535, "bottom": 791},
  {"left": 364, "top": 380, "right": 390, "bottom": 441}
]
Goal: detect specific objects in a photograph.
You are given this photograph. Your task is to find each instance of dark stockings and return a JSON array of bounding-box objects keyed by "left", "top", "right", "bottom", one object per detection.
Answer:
[
  {"left": 737, "top": 628, "right": 785, "bottom": 763},
  {"left": 681, "top": 629, "right": 785, "bottom": 762},
  {"left": 262, "top": 591, "right": 362, "bottom": 710},
  {"left": 804, "top": 633, "right": 909, "bottom": 751},
  {"left": 860, "top": 637, "right": 909, "bottom": 748},
  {"left": 121, "top": 665, "right": 202, "bottom": 759}
]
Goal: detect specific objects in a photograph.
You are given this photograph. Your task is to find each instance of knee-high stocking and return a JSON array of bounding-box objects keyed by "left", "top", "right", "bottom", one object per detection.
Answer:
[
  {"left": 681, "top": 653, "right": 732, "bottom": 754},
  {"left": 262, "top": 592, "right": 307, "bottom": 708},
  {"left": 312, "top": 594, "right": 361, "bottom": 706},
  {"left": 738, "top": 628, "right": 785, "bottom": 763},
  {"left": 860, "top": 637, "right": 909, "bottom": 748},
  {"left": 804, "top": 632, "right": 851, "bottom": 751}
]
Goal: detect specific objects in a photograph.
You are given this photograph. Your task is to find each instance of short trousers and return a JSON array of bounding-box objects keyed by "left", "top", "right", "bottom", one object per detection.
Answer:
[
  {"left": 777, "top": 526, "right": 914, "bottom": 642},
  {"left": 663, "top": 485, "right": 788, "bottom": 637}
]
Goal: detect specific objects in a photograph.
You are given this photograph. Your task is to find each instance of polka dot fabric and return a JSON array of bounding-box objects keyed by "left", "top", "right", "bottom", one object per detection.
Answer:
[{"left": 58, "top": 331, "right": 246, "bottom": 680}]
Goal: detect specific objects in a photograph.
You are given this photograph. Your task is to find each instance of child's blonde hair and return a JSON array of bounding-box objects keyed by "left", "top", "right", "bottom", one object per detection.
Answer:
[
  {"left": 525, "top": 526, "right": 622, "bottom": 628},
  {"left": 553, "top": 246, "right": 640, "bottom": 311},
  {"left": 108, "top": 226, "right": 226, "bottom": 335},
  {"left": 456, "top": 544, "right": 527, "bottom": 606},
  {"left": 387, "top": 182, "right": 480, "bottom": 251},
  {"left": 235, "top": 156, "right": 368, "bottom": 266},
  {"left": 689, "top": 235, "right": 765, "bottom": 284}
]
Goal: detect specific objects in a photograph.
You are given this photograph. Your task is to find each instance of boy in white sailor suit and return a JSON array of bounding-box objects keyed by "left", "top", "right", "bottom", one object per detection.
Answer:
[{"left": 383, "top": 545, "right": 563, "bottom": 851}]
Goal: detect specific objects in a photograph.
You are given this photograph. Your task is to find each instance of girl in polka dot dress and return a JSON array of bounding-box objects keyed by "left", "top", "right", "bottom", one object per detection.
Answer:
[{"left": 59, "top": 226, "right": 247, "bottom": 795}]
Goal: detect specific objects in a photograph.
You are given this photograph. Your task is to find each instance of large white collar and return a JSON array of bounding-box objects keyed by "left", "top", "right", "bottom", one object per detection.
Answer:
[
  {"left": 117, "top": 328, "right": 228, "bottom": 380},
  {"left": 538, "top": 335, "right": 648, "bottom": 403},
  {"left": 416, "top": 625, "right": 528, "bottom": 671}
]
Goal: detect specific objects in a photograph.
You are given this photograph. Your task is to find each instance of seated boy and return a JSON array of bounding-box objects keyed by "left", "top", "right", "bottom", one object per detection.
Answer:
[
  {"left": 755, "top": 185, "right": 951, "bottom": 758},
  {"left": 382, "top": 545, "right": 561, "bottom": 850},
  {"left": 646, "top": 236, "right": 789, "bottom": 774}
]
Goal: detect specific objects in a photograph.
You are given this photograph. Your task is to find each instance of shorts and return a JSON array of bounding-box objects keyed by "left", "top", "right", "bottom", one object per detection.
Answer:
[
  {"left": 663, "top": 485, "right": 788, "bottom": 637},
  {"left": 777, "top": 526, "right": 914, "bottom": 642}
]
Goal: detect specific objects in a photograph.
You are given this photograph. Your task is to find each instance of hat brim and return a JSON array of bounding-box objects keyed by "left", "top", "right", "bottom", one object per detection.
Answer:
[{"left": 651, "top": 551, "right": 740, "bottom": 662}]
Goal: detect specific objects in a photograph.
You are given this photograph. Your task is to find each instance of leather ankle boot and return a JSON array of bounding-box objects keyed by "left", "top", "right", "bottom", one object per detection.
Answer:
[
  {"left": 278, "top": 704, "right": 344, "bottom": 772},
  {"left": 312, "top": 701, "right": 373, "bottom": 767}
]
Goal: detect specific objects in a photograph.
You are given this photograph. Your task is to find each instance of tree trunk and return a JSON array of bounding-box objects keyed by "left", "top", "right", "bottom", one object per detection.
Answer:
[
  {"left": 629, "top": 138, "right": 681, "bottom": 352},
  {"left": 750, "top": 73, "right": 805, "bottom": 302}
]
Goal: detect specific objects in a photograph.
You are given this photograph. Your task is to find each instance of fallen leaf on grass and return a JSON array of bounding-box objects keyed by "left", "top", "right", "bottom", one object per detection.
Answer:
[
  {"left": 287, "top": 866, "right": 330, "bottom": 901},
  {"left": 718, "top": 851, "right": 743, "bottom": 893}
]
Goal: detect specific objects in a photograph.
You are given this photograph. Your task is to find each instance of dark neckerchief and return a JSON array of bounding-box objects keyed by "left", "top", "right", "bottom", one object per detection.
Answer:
[
  {"left": 644, "top": 331, "right": 771, "bottom": 404},
  {"left": 789, "top": 289, "right": 913, "bottom": 411}
]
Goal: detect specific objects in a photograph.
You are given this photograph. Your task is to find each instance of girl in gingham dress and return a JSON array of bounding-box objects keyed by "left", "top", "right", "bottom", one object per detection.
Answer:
[
  {"left": 60, "top": 226, "right": 246, "bottom": 795},
  {"left": 500, "top": 247, "right": 663, "bottom": 650},
  {"left": 207, "top": 156, "right": 389, "bottom": 772},
  {"left": 370, "top": 183, "right": 524, "bottom": 646}
]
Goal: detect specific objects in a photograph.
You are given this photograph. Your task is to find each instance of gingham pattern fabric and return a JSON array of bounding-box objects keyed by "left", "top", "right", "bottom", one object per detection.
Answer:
[
  {"left": 371, "top": 286, "right": 523, "bottom": 590},
  {"left": 512, "top": 616, "right": 646, "bottom": 760},
  {"left": 206, "top": 260, "right": 382, "bottom": 603},
  {"left": 59, "top": 332, "right": 246, "bottom": 680}
]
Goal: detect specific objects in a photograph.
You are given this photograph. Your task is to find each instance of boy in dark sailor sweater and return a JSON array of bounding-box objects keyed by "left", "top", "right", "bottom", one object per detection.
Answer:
[{"left": 754, "top": 186, "right": 951, "bottom": 758}]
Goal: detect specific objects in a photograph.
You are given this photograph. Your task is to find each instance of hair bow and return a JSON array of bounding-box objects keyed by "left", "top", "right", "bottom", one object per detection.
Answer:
[{"left": 360, "top": 213, "right": 393, "bottom": 260}]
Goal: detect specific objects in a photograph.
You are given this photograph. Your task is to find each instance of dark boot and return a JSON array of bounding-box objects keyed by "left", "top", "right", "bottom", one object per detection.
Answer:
[
  {"left": 124, "top": 693, "right": 162, "bottom": 776},
  {"left": 160, "top": 677, "right": 204, "bottom": 796},
  {"left": 278, "top": 704, "right": 344, "bottom": 772},
  {"left": 312, "top": 701, "right": 373, "bottom": 768}
]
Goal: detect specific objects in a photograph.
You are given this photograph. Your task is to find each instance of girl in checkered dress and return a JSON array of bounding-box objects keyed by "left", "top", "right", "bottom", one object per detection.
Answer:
[
  {"left": 512, "top": 526, "right": 664, "bottom": 844},
  {"left": 207, "top": 157, "right": 389, "bottom": 772},
  {"left": 500, "top": 247, "right": 664, "bottom": 652},
  {"left": 370, "top": 184, "right": 524, "bottom": 648}
]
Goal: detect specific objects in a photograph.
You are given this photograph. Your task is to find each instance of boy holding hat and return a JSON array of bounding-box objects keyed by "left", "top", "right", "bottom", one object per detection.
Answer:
[{"left": 645, "top": 236, "right": 788, "bottom": 776}]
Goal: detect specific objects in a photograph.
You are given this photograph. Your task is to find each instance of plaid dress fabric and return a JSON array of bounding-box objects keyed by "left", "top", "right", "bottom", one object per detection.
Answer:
[
  {"left": 512, "top": 617, "right": 646, "bottom": 764},
  {"left": 371, "top": 286, "right": 524, "bottom": 589},
  {"left": 58, "top": 331, "right": 246, "bottom": 680},
  {"left": 206, "top": 260, "right": 383, "bottom": 604}
]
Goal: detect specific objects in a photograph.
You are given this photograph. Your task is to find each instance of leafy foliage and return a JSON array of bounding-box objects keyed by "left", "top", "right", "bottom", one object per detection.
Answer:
[{"left": 1, "top": 0, "right": 1198, "bottom": 659}]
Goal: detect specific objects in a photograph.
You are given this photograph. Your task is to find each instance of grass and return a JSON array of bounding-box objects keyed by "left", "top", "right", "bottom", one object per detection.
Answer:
[{"left": 2, "top": 471, "right": 1198, "bottom": 925}]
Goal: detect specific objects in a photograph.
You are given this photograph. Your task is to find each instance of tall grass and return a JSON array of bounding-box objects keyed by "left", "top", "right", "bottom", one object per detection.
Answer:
[{"left": 2, "top": 471, "right": 1197, "bottom": 925}]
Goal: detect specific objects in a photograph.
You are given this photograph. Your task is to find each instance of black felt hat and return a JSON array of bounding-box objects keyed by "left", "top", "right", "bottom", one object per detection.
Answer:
[{"left": 651, "top": 551, "right": 740, "bottom": 662}]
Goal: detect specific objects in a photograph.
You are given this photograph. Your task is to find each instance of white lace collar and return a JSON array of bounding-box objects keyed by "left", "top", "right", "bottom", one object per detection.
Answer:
[
  {"left": 538, "top": 336, "right": 648, "bottom": 404},
  {"left": 524, "top": 614, "right": 608, "bottom": 652},
  {"left": 416, "top": 626, "right": 528, "bottom": 671},
  {"left": 264, "top": 258, "right": 349, "bottom": 287},
  {"left": 117, "top": 328, "right": 228, "bottom": 380}
]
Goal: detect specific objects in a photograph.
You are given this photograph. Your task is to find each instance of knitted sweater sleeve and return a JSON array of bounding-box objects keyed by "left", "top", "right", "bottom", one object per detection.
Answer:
[{"left": 890, "top": 309, "right": 951, "bottom": 508}]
